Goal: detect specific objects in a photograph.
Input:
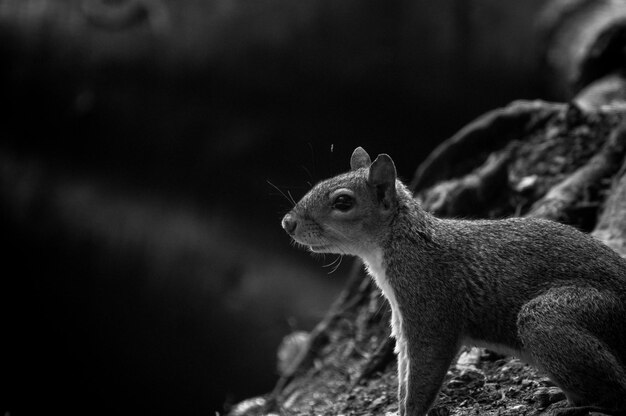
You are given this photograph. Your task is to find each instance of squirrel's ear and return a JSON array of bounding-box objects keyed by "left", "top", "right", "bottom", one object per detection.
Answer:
[
  {"left": 350, "top": 147, "right": 371, "bottom": 170},
  {"left": 368, "top": 154, "right": 397, "bottom": 210}
]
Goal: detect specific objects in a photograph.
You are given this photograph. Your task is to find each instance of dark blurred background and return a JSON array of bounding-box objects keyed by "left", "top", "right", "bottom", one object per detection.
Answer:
[{"left": 0, "top": 0, "right": 563, "bottom": 414}]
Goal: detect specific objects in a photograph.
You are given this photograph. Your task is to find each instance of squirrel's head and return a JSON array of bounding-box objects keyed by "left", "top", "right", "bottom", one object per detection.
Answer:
[{"left": 281, "top": 147, "right": 402, "bottom": 257}]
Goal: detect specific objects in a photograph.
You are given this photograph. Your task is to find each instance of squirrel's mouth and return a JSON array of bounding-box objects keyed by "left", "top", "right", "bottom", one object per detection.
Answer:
[
  {"left": 308, "top": 244, "right": 334, "bottom": 253},
  {"left": 290, "top": 235, "right": 338, "bottom": 254}
]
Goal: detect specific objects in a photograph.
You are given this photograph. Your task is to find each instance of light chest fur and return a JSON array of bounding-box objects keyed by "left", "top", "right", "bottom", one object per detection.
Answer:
[{"left": 362, "top": 248, "right": 404, "bottom": 352}]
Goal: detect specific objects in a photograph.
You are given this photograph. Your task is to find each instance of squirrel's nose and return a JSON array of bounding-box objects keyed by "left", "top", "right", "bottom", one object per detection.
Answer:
[{"left": 282, "top": 214, "right": 297, "bottom": 235}]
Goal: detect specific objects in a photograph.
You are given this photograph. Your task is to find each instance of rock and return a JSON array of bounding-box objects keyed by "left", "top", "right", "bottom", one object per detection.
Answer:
[
  {"left": 537, "top": 377, "right": 556, "bottom": 387},
  {"left": 228, "top": 397, "right": 266, "bottom": 416},
  {"left": 532, "top": 386, "right": 566, "bottom": 408},
  {"left": 456, "top": 347, "right": 482, "bottom": 371},
  {"left": 277, "top": 331, "right": 310, "bottom": 375}
]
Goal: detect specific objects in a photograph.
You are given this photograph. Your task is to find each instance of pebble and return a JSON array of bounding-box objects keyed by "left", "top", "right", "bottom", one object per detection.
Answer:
[
  {"left": 521, "top": 379, "right": 534, "bottom": 388},
  {"left": 537, "top": 377, "right": 556, "bottom": 387},
  {"left": 532, "top": 386, "right": 566, "bottom": 408},
  {"left": 456, "top": 347, "right": 482, "bottom": 371}
]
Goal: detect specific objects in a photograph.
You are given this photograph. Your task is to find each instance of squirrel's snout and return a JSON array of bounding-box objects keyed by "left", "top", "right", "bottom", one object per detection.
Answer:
[{"left": 282, "top": 214, "right": 297, "bottom": 235}]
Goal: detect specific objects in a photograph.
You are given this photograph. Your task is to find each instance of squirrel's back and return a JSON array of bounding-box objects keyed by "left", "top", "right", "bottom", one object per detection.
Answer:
[
  {"left": 437, "top": 217, "right": 626, "bottom": 291},
  {"left": 394, "top": 215, "right": 626, "bottom": 350}
]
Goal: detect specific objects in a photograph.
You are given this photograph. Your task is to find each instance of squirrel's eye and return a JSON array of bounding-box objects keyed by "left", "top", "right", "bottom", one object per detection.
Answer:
[{"left": 332, "top": 194, "right": 354, "bottom": 212}]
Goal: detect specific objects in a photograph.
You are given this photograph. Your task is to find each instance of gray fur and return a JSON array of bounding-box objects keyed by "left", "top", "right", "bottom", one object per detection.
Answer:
[{"left": 282, "top": 148, "right": 626, "bottom": 416}]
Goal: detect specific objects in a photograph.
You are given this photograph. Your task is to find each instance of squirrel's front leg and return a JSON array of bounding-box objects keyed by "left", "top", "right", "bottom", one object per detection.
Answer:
[
  {"left": 396, "top": 338, "right": 409, "bottom": 416},
  {"left": 403, "top": 329, "right": 460, "bottom": 416}
]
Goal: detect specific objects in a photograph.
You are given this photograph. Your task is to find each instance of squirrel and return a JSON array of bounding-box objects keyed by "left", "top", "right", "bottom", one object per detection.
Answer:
[{"left": 281, "top": 147, "right": 626, "bottom": 416}]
